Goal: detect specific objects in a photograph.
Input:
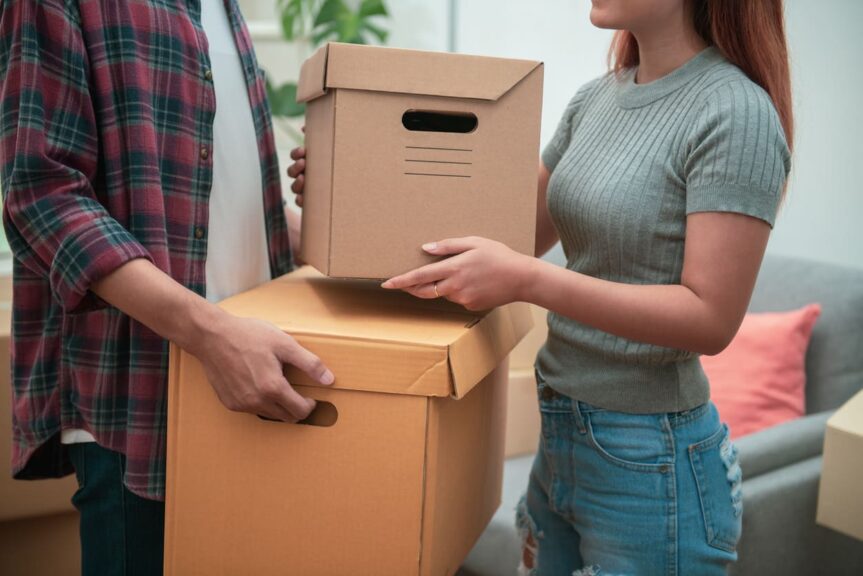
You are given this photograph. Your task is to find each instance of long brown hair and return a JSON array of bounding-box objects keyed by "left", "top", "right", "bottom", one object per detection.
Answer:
[{"left": 608, "top": 0, "right": 793, "bottom": 151}]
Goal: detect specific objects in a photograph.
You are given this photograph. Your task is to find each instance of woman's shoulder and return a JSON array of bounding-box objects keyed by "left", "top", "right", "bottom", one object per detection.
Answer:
[{"left": 690, "top": 57, "right": 779, "bottom": 120}]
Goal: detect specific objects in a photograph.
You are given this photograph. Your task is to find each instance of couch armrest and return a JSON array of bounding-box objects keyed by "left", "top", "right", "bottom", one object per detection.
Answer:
[{"left": 735, "top": 411, "right": 832, "bottom": 480}]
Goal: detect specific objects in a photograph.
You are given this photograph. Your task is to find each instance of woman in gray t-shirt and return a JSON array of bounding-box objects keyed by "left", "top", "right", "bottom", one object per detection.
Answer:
[{"left": 377, "top": 1, "right": 792, "bottom": 574}]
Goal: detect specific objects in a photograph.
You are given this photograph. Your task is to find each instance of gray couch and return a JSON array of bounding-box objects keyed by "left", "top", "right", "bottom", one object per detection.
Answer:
[{"left": 459, "top": 255, "right": 863, "bottom": 576}]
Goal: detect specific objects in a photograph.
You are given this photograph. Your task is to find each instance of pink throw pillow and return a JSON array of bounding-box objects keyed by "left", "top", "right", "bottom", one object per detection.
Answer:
[{"left": 703, "top": 304, "right": 821, "bottom": 439}]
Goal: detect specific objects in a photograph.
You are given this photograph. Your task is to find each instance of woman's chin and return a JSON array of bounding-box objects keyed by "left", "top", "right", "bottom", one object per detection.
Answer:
[{"left": 589, "top": 9, "right": 620, "bottom": 30}]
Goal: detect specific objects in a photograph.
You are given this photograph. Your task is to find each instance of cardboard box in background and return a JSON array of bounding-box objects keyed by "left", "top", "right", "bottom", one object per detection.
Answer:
[
  {"left": 165, "top": 269, "right": 532, "bottom": 576},
  {"left": 504, "top": 304, "right": 547, "bottom": 458},
  {"left": 817, "top": 389, "right": 863, "bottom": 541},
  {"left": 297, "top": 43, "right": 544, "bottom": 279},
  {"left": 0, "top": 275, "right": 80, "bottom": 576}
]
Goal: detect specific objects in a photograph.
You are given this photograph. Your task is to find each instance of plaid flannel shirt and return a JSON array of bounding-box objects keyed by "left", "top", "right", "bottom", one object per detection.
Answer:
[{"left": 0, "top": 0, "right": 292, "bottom": 500}]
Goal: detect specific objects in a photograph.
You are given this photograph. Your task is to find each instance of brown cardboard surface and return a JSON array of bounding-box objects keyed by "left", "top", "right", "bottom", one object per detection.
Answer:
[
  {"left": 165, "top": 270, "right": 532, "bottom": 575},
  {"left": 216, "top": 269, "right": 531, "bottom": 398},
  {"left": 817, "top": 389, "right": 863, "bottom": 541},
  {"left": 504, "top": 369, "right": 541, "bottom": 458},
  {"left": 299, "top": 42, "right": 541, "bottom": 102},
  {"left": 298, "top": 43, "right": 543, "bottom": 279},
  {"left": 0, "top": 275, "right": 78, "bottom": 522},
  {"left": 420, "top": 363, "right": 507, "bottom": 576},
  {"left": 0, "top": 512, "right": 80, "bottom": 576},
  {"left": 508, "top": 304, "right": 548, "bottom": 372}
]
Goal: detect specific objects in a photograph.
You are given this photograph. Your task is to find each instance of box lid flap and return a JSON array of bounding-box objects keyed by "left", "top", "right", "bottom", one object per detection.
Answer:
[
  {"left": 298, "top": 42, "right": 542, "bottom": 103},
  {"left": 217, "top": 268, "right": 531, "bottom": 397},
  {"left": 448, "top": 302, "right": 533, "bottom": 399},
  {"left": 297, "top": 43, "right": 330, "bottom": 103}
]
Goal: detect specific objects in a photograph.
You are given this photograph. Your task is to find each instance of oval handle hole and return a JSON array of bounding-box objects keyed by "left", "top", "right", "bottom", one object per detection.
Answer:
[
  {"left": 257, "top": 401, "right": 338, "bottom": 428},
  {"left": 402, "top": 110, "right": 478, "bottom": 133}
]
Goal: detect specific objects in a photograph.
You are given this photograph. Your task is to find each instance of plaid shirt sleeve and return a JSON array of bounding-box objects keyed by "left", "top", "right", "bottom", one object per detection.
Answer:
[{"left": 0, "top": 0, "right": 153, "bottom": 313}]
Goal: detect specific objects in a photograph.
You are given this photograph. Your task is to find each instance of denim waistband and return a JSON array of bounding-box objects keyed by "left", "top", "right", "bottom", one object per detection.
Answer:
[{"left": 536, "top": 368, "right": 710, "bottom": 430}]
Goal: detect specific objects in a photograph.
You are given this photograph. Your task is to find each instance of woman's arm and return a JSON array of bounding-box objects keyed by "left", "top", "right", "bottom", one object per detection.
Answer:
[
  {"left": 527, "top": 212, "right": 769, "bottom": 354},
  {"left": 383, "top": 211, "right": 770, "bottom": 356},
  {"left": 535, "top": 161, "right": 559, "bottom": 257}
]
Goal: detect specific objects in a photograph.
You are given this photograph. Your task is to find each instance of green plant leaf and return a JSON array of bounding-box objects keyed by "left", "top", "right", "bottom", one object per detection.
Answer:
[
  {"left": 280, "top": 10, "right": 297, "bottom": 41},
  {"left": 314, "top": 0, "right": 347, "bottom": 27},
  {"left": 359, "top": 0, "right": 388, "bottom": 19},
  {"left": 361, "top": 21, "right": 389, "bottom": 43},
  {"left": 311, "top": 21, "right": 340, "bottom": 45},
  {"left": 336, "top": 12, "right": 361, "bottom": 44},
  {"left": 265, "top": 79, "right": 306, "bottom": 118}
]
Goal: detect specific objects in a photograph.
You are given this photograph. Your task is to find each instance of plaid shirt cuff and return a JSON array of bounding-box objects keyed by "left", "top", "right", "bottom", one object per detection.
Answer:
[{"left": 49, "top": 215, "right": 153, "bottom": 313}]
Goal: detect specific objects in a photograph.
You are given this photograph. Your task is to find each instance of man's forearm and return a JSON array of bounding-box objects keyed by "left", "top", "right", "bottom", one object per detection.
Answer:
[{"left": 91, "top": 258, "right": 221, "bottom": 354}]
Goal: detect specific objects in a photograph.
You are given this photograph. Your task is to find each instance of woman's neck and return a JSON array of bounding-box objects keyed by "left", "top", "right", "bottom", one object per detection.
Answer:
[{"left": 632, "top": 19, "right": 708, "bottom": 84}]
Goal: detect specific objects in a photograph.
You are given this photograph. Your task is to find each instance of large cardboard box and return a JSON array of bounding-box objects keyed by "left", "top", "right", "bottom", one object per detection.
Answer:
[
  {"left": 503, "top": 304, "right": 547, "bottom": 458},
  {"left": 817, "top": 389, "right": 863, "bottom": 541},
  {"left": 297, "top": 43, "right": 544, "bottom": 279},
  {"left": 164, "top": 269, "right": 532, "bottom": 575}
]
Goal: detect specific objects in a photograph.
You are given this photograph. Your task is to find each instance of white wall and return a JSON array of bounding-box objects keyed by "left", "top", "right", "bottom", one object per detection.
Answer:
[
  {"left": 241, "top": 0, "right": 862, "bottom": 270},
  {"left": 456, "top": 0, "right": 862, "bottom": 270},
  {"left": 768, "top": 0, "right": 863, "bottom": 269}
]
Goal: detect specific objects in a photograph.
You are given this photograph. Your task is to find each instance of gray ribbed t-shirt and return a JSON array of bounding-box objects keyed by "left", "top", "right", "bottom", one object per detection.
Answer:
[{"left": 536, "top": 47, "right": 791, "bottom": 413}]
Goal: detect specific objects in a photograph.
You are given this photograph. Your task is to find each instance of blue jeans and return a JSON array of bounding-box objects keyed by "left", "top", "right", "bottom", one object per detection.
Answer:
[
  {"left": 68, "top": 443, "right": 165, "bottom": 576},
  {"left": 517, "top": 374, "right": 742, "bottom": 576}
]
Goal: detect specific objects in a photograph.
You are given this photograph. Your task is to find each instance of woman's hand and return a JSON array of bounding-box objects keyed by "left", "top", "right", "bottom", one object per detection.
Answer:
[
  {"left": 381, "top": 237, "right": 537, "bottom": 311},
  {"left": 286, "top": 145, "right": 306, "bottom": 207}
]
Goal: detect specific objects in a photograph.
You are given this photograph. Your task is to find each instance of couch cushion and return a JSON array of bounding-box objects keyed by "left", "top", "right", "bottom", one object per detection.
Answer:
[
  {"left": 704, "top": 304, "right": 820, "bottom": 438},
  {"left": 749, "top": 256, "right": 863, "bottom": 413}
]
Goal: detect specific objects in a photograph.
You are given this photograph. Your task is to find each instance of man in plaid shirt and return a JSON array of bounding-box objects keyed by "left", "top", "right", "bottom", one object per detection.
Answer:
[{"left": 0, "top": 1, "right": 332, "bottom": 573}]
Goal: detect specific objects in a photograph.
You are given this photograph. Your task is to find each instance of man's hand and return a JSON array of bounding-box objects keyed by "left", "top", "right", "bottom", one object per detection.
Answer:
[
  {"left": 92, "top": 259, "right": 334, "bottom": 423},
  {"left": 287, "top": 145, "right": 305, "bottom": 207},
  {"left": 191, "top": 312, "right": 334, "bottom": 423}
]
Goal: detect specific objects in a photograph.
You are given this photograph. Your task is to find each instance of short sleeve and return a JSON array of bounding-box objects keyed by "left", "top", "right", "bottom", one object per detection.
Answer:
[
  {"left": 684, "top": 80, "right": 791, "bottom": 227},
  {"left": 541, "top": 77, "right": 602, "bottom": 173}
]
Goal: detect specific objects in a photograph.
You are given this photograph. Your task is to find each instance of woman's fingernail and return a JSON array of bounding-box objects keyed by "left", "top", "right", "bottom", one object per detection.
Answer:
[
  {"left": 320, "top": 370, "right": 335, "bottom": 386},
  {"left": 423, "top": 242, "right": 437, "bottom": 252},
  {"left": 381, "top": 280, "right": 393, "bottom": 289}
]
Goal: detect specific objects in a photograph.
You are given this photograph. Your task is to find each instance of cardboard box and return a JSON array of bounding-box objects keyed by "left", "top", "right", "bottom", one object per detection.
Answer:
[
  {"left": 504, "top": 369, "right": 541, "bottom": 458},
  {"left": 508, "top": 304, "right": 548, "bottom": 372},
  {"left": 817, "top": 389, "right": 863, "bottom": 541},
  {"left": 164, "top": 269, "right": 532, "bottom": 575},
  {"left": 297, "top": 43, "right": 544, "bottom": 279},
  {"left": 0, "top": 275, "right": 78, "bottom": 523},
  {"left": 0, "top": 512, "right": 80, "bottom": 576},
  {"left": 503, "top": 304, "right": 546, "bottom": 458}
]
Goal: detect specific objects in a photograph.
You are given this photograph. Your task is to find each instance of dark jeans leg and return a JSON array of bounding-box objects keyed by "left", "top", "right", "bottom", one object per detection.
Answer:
[{"left": 68, "top": 443, "right": 165, "bottom": 576}]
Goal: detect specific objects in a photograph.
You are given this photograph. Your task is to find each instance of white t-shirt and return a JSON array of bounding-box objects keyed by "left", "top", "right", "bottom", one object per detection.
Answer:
[{"left": 61, "top": 0, "right": 270, "bottom": 445}]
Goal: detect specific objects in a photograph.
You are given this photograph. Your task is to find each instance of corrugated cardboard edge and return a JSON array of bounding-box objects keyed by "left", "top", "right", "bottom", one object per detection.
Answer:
[
  {"left": 326, "top": 90, "right": 338, "bottom": 275},
  {"left": 297, "top": 43, "right": 329, "bottom": 103},
  {"left": 163, "top": 343, "right": 182, "bottom": 576},
  {"left": 448, "top": 302, "right": 533, "bottom": 399},
  {"left": 320, "top": 42, "right": 543, "bottom": 102}
]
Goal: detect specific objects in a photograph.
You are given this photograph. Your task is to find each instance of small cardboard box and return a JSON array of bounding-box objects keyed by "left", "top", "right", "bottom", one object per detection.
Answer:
[
  {"left": 817, "top": 389, "right": 863, "bottom": 541},
  {"left": 164, "top": 269, "right": 532, "bottom": 575},
  {"left": 297, "top": 42, "right": 544, "bottom": 279}
]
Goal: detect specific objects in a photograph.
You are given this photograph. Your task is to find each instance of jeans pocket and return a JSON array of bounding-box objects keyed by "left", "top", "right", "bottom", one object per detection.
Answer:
[
  {"left": 689, "top": 424, "right": 743, "bottom": 553},
  {"left": 585, "top": 410, "right": 673, "bottom": 472}
]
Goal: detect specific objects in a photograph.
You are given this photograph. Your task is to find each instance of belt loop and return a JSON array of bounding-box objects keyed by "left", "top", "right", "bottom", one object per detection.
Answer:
[{"left": 572, "top": 400, "right": 588, "bottom": 435}]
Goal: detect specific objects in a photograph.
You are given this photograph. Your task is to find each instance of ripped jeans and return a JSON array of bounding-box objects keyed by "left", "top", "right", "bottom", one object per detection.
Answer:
[{"left": 516, "top": 374, "right": 742, "bottom": 576}]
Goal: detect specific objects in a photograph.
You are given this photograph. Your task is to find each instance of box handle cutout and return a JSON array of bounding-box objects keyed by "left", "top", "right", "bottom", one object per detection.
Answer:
[
  {"left": 402, "top": 110, "right": 478, "bottom": 134},
  {"left": 257, "top": 401, "right": 338, "bottom": 427}
]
